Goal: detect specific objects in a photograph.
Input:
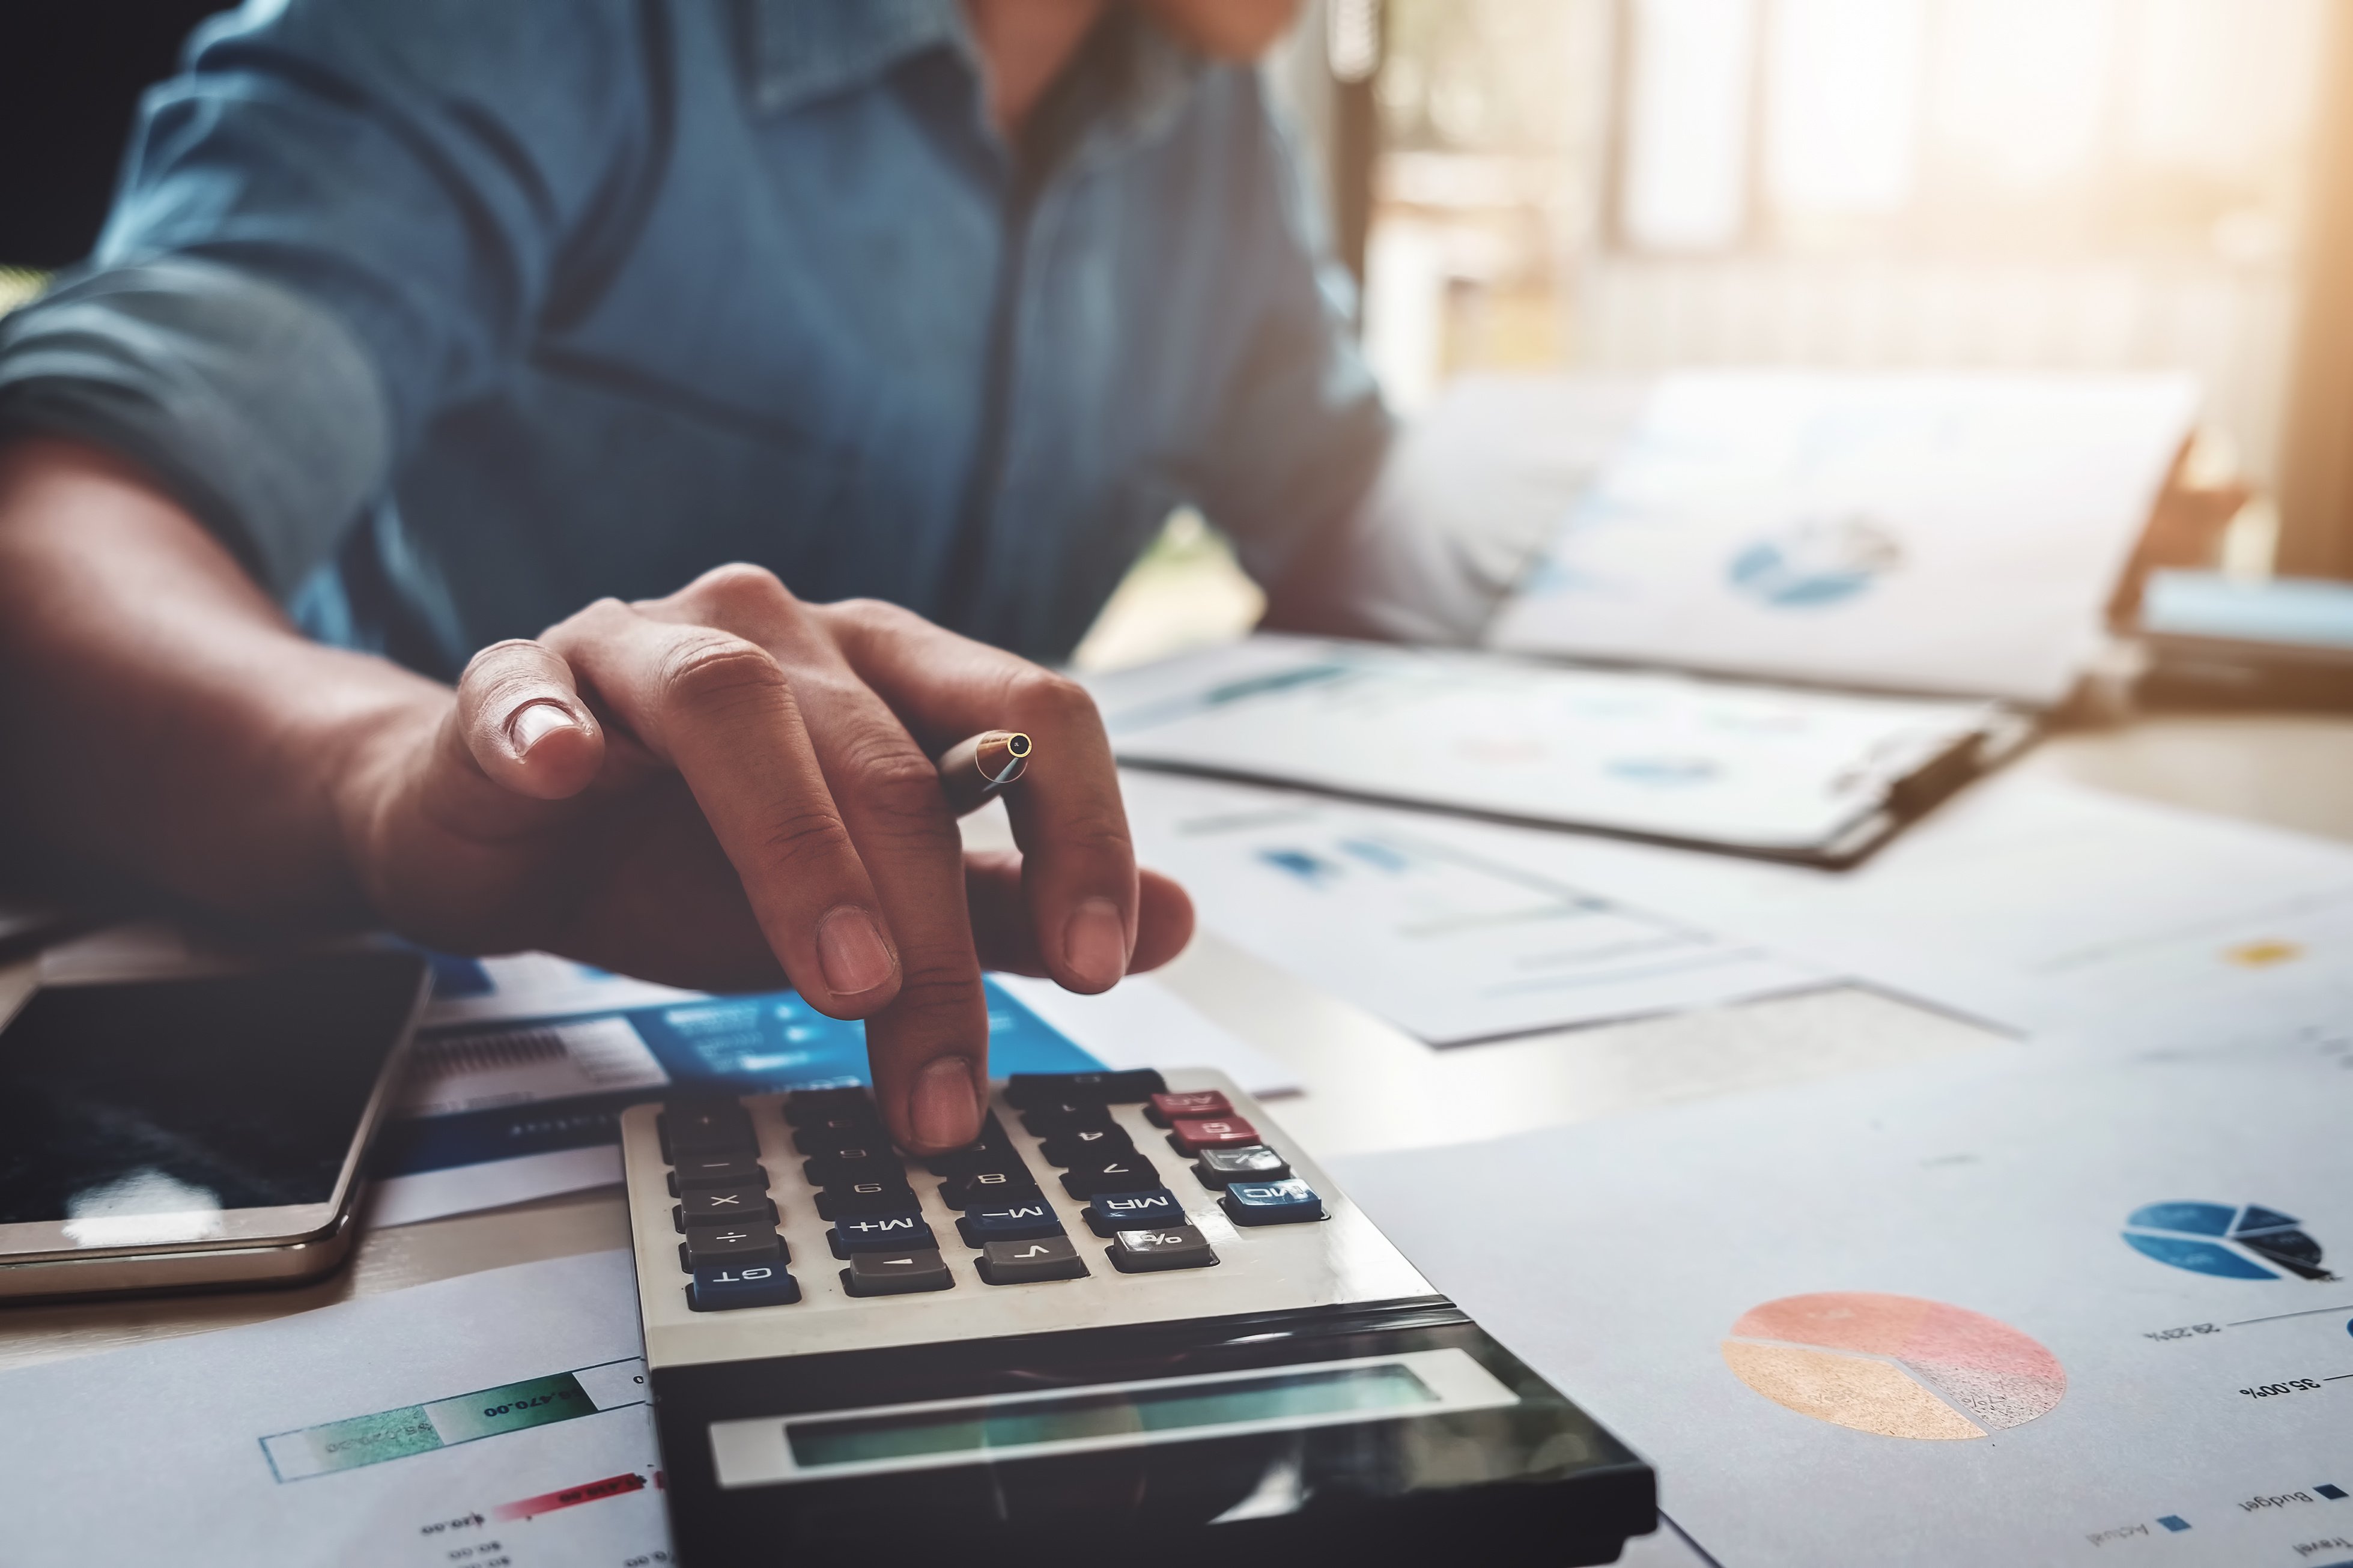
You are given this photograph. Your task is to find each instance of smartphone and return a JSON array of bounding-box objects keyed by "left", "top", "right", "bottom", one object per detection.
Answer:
[{"left": 0, "top": 947, "right": 429, "bottom": 1299}]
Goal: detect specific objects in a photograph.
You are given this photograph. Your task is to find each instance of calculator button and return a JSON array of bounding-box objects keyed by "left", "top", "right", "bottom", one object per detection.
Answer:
[
  {"left": 686, "top": 1263, "right": 800, "bottom": 1311},
  {"left": 957, "top": 1201, "right": 1065, "bottom": 1246},
  {"left": 1192, "top": 1145, "right": 1291, "bottom": 1187},
  {"left": 815, "top": 1181, "right": 920, "bottom": 1220},
  {"left": 783, "top": 1088, "right": 874, "bottom": 1125},
  {"left": 1019, "top": 1100, "right": 1117, "bottom": 1137},
  {"left": 1060, "top": 1154, "right": 1161, "bottom": 1199},
  {"left": 841, "top": 1249, "right": 955, "bottom": 1296},
  {"left": 1084, "top": 1188, "right": 1185, "bottom": 1236},
  {"left": 924, "top": 1117, "right": 1017, "bottom": 1178},
  {"left": 978, "top": 1234, "right": 1089, "bottom": 1285},
  {"left": 1039, "top": 1127, "right": 1134, "bottom": 1167},
  {"left": 803, "top": 1148, "right": 903, "bottom": 1188},
  {"left": 679, "top": 1225, "right": 785, "bottom": 1270},
  {"left": 830, "top": 1214, "right": 938, "bottom": 1256},
  {"left": 661, "top": 1103, "right": 756, "bottom": 1160},
  {"left": 938, "top": 1169, "right": 1042, "bottom": 1209},
  {"left": 1221, "top": 1179, "right": 1325, "bottom": 1226},
  {"left": 1167, "top": 1116, "right": 1259, "bottom": 1154},
  {"left": 1107, "top": 1225, "right": 1219, "bottom": 1273},
  {"left": 668, "top": 1157, "right": 767, "bottom": 1194},
  {"left": 1146, "top": 1090, "right": 1233, "bottom": 1127},
  {"left": 672, "top": 1185, "right": 777, "bottom": 1231},
  {"left": 1004, "top": 1070, "right": 1167, "bottom": 1107},
  {"left": 794, "top": 1116, "right": 887, "bottom": 1156}
]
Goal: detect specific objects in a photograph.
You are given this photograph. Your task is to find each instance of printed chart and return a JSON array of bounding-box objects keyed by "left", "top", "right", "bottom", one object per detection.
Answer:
[
  {"left": 2122, "top": 1203, "right": 2335, "bottom": 1282},
  {"left": 1720, "top": 1293, "right": 2065, "bottom": 1440},
  {"left": 1117, "top": 772, "right": 1821, "bottom": 1044}
]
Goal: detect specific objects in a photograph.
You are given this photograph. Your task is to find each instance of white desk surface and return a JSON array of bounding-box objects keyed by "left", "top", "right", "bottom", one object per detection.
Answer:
[{"left": 2, "top": 709, "right": 2346, "bottom": 1375}]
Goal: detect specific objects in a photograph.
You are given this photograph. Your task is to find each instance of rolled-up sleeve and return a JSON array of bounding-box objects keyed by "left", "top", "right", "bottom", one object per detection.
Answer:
[
  {"left": 0, "top": 0, "right": 657, "bottom": 598},
  {"left": 0, "top": 258, "right": 389, "bottom": 596}
]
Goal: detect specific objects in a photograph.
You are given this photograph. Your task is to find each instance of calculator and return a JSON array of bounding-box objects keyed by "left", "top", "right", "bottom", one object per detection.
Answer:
[{"left": 618, "top": 1068, "right": 1654, "bottom": 1566}]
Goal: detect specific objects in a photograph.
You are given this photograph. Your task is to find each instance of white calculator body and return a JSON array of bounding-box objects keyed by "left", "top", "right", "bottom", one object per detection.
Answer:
[{"left": 619, "top": 1068, "right": 1653, "bottom": 1566}]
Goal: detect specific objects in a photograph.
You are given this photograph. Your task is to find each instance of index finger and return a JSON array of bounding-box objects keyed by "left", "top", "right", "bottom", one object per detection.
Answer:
[{"left": 818, "top": 600, "right": 1138, "bottom": 994}]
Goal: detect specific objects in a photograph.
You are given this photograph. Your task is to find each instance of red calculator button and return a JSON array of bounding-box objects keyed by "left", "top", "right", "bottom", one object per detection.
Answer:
[
  {"left": 1168, "top": 1116, "right": 1258, "bottom": 1152},
  {"left": 1147, "top": 1091, "right": 1233, "bottom": 1127}
]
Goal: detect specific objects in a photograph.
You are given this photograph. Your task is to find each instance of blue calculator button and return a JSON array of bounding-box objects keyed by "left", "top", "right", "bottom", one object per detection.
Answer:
[
  {"left": 1221, "top": 1179, "right": 1325, "bottom": 1226},
  {"left": 956, "top": 1201, "right": 1064, "bottom": 1246},
  {"left": 830, "top": 1213, "right": 937, "bottom": 1256},
  {"left": 685, "top": 1262, "right": 800, "bottom": 1311},
  {"left": 1085, "top": 1188, "right": 1185, "bottom": 1237}
]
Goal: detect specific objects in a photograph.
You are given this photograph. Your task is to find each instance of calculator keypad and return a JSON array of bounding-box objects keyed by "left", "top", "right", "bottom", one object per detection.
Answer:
[{"left": 650, "top": 1069, "right": 1343, "bottom": 1316}]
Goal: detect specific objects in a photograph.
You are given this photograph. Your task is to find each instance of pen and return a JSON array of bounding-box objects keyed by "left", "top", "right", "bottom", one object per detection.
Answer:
[{"left": 935, "top": 730, "right": 1032, "bottom": 816}]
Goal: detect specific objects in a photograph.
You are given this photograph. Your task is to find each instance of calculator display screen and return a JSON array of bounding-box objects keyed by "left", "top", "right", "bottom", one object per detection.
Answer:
[
  {"left": 787, "top": 1364, "right": 1437, "bottom": 1470},
  {"left": 0, "top": 952, "right": 424, "bottom": 1230}
]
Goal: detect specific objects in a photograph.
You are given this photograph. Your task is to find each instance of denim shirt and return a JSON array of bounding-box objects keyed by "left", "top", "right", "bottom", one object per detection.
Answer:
[{"left": 0, "top": 0, "right": 1389, "bottom": 674}]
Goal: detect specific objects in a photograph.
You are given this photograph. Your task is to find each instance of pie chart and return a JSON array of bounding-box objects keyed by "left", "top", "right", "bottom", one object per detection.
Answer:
[{"left": 1722, "top": 1292, "right": 2065, "bottom": 1441}]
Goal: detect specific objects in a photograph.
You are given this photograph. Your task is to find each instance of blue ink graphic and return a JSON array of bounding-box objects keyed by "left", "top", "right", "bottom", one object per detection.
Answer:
[
  {"left": 1728, "top": 515, "right": 1903, "bottom": 608},
  {"left": 2121, "top": 1202, "right": 2334, "bottom": 1282},
  {"left": 1607, "top": 756, "right": 1719, "bottom": 787}
]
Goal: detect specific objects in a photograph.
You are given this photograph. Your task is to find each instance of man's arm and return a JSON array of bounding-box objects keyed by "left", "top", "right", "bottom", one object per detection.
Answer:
[{"left": 0, "top": 436, "right": 1193, "bottom": 1152}]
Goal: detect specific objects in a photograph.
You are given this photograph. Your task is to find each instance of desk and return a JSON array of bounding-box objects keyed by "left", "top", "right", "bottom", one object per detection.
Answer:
[{"left": 4, "top": 710, "right": 2347, "bottom": 1378}]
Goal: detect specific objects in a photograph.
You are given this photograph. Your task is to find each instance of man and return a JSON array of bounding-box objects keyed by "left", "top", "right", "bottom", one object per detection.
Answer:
[{"left": 0, "top": 0, "right": 1442, "bottom": 1152}]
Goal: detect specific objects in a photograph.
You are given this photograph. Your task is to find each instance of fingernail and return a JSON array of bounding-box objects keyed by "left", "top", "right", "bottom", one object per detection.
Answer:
[
  {"left": 1063, "top": 897, "right": 1129, "bottom": 989},
  {"left": 508, "top": 701, "right": 577, "bottom": 755},
  {"left": 816, "top": 906, "right": 896, "bottom": 997},
  {"left": 911, "top": 1055, "right": 981, "bottom": 1149}
]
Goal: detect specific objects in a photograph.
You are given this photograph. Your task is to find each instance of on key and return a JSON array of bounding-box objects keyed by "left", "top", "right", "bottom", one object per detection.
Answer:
[
  {"left": 1004, "top": 1069, "right": 1166, "bottom": 1108},
  {"left": 679, "top": 1224, "right": 784, "bottom": 1271},
  {"left": 830, "top": 1213, "right": 937, "bottom": 1256},
  {"left": 686, "top": 1262, "right": 800, "bottom": 1312},
  {"left": 1039, "top": 1127, "right": 1133, "bottom": 1167},
  {"left": 938, "top": 1169, "right": 1042, "bottom": 1210},
  {"left": 957, "top": 1201, "right": 1064, "bottom": 1246},
  {"left": 1084, "top": 1188, "right": 1185, "bottom": 1237},
  {"left": 1146, "top": 1090, "right": 1232, "bottom": 1127},
  {"left": 1108, "top": 1224, "right": 1218, "bottom": 1273},
  {"left": 978, "top": 1234, "right": 1088, "bottom": 1285},
  {"left": 1168, "top": 1116, "right": 1260, "bottom": 1154},
  {"left": 1061, "top": 1153, "right": 1161, "bottom": 1199},
  {"left": 1193, "top": 1145, "right": 1290, "bottom": 1187},
  {"left": 1221, "top": 1178, "right": 1325, "bottom": 1226},
  {"left": 841, "top": 1249, "right": 955, "bottom": 1296},
  {"left": 673, "top": 1185, "right": 777, "bottom": 1232},
  {"left": 668, "top": 1156, "right": 766, "bottom": 1195}
]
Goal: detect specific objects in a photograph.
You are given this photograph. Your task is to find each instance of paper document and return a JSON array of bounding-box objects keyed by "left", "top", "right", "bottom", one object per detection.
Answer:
[
  {"left": 1334, "top": 1012, "right": 2353, "bottom": 1566},
  {"left": 1488, "top": 371, "right": 2199, "bottom": 704},
  {"left": 1391, "top": 772, "right": 2353, "bottom": 1036},
  {"left": 375, "top": 954, "right": 1293, "bottom": 1226},
  {"left": 1119, "top": 771, "right": 1825, "bottom": 1046},
  {"left": 0, "top": 1251, "right": 667, "bottom": 1566},
  {"left": 1093, "top": 634, "right": 2003, "bottom": 859}
]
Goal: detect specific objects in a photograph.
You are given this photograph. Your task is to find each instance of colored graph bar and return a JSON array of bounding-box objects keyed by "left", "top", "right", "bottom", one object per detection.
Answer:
[{"left": 261, "top": 1358, "right": 647, "bottom": 1481}]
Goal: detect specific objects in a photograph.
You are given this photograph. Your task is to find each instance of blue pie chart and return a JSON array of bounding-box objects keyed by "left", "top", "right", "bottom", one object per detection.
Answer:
[{"left": 2121, "top": 1202, "right": 2334, "bottom": 1282}]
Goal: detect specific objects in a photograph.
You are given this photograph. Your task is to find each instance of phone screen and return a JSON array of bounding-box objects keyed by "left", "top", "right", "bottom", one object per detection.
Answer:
[{"left": 0, "top": 951, "right": 425, "bottom": 1227}]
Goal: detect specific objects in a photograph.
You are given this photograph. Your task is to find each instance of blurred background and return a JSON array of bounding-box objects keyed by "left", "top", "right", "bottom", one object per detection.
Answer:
[{"left": 7, "top": 1, "right": 2350, "bottom": 669}]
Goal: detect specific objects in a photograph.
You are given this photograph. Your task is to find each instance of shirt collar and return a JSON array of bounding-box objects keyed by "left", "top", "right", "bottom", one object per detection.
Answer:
[
  {"left": 748, "top": 0, "right": 968, "bottom": 116},
  {"left": 749, "top": 0, "right": 1207, "bottom": 164}
]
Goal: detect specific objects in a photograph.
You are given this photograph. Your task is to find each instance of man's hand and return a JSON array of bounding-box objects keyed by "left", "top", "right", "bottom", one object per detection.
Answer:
[
  {"left": 0, "top": 440, "right": 1189, "bottom": 1154},
  {"left": 338, "top": 566, "right": 1191, "bottom": 1151}
]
